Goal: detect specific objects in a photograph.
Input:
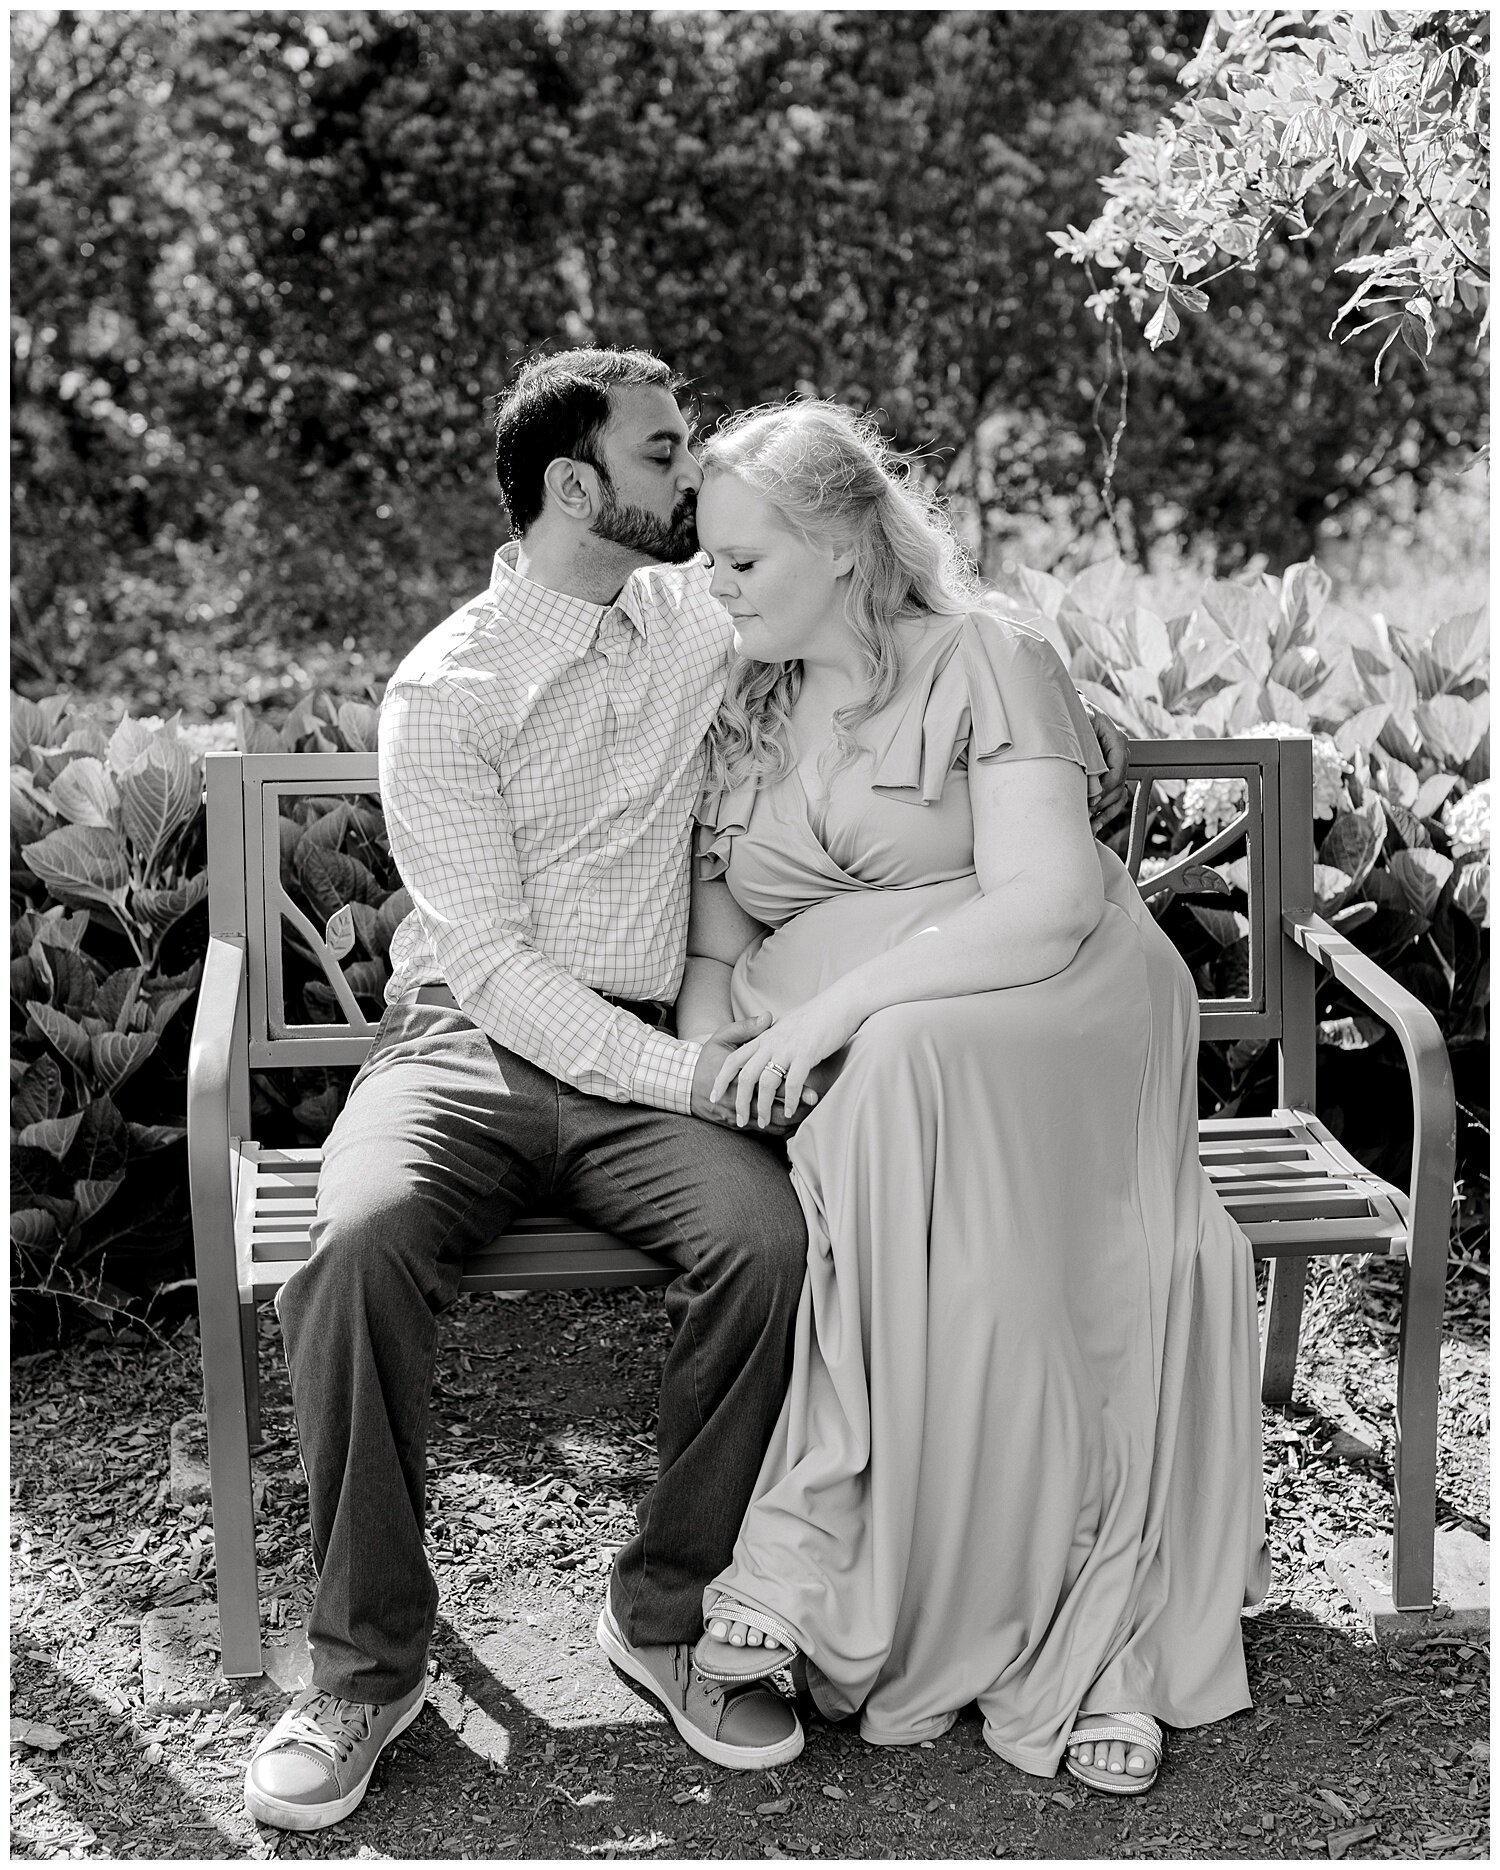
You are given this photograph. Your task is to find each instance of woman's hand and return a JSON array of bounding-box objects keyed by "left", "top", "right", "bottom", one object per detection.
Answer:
[{"left": 710, "top": 991, "right": 863, "bottom": 1129}]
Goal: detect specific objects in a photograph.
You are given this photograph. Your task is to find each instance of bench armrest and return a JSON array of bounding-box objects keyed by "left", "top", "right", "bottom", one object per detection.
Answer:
[
  {"left": 187, "top": 935, "right": 249, "bottom": 1292},
  {"left": 1284, "top": 911, "right": 1456, "bottom": 1268}
]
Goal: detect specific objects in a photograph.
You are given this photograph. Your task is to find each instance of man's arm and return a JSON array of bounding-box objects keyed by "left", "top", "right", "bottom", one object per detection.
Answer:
[{"left": 380, "top": 680, "right": 701, "bottom": 1114}]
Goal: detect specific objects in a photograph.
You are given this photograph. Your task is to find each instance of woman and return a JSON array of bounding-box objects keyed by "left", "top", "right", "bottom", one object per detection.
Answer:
[{"left": 674, "top": 401, "right": 1270, "bottom": 1794}]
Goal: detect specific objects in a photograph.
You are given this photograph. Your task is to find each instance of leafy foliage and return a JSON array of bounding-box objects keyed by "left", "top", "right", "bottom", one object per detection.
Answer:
[
  {"left": 10, "top": 700, "right": 212, "bottom": 1330},
  {"left": 1055, "top": 9, "right": 1490, "bottom": 378}
]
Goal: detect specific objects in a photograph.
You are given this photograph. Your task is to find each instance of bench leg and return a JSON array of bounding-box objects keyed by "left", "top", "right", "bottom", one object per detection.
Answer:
[
  {"left": 204, "top": 1379, "right": 264, "bottom": 1678},
  {"left": 1259, "top": 1254, "right": 1308, "bottom": 1405},
  {"left": 241, "top": 1299, "right": 262, "bottom": 1450},
  {"left": 1390, "top": 1253, "right": 1444, "bottom": 1613}
]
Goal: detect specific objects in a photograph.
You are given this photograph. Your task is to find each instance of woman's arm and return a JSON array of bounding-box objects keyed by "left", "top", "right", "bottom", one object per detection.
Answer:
[
  {"left": 674, "top": 867, "right": 771, "bottom": 1042},
  {"left": 713, "top": 756, "right": 1106, "bottom": 1123}
]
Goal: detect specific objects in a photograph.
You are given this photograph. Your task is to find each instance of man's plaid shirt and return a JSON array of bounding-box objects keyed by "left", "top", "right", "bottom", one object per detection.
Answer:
[{"left": 382, "top": 544, "right": 732, "bottom": 1114}]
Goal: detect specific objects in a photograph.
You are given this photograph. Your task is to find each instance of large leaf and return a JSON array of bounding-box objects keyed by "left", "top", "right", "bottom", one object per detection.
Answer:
[
  {"left": 26, "top": 1000, "right": 93, "bottom": 1071},
  {"left": 21, "top": 823, "right": 131, "bottom": 920},
  {"left": 64, "top": 1096, "right": 129, "bottom": 1184},
  {"left": 10, "top": 1207, "right": 59, "bottom": 1251},
  {"left": 1332, "top": 703, "right": 1391, "bottom": 756},
  {"left": 1373, "top": 755, "right": 1419, "bottom": 809},
  {"left": 30, "top": 725, "right": 109, "bottom": 783},
  {"left": 1383, "top": 798, "right": 1433, "bottom": 850},
  {"left": 232, "top": 702, "right": 285, "bottom": 755},
  {"left": 131, "top": 871, "right": 208, "bottom": 936},
  {"left": 11, "top": 695, "right": 53, "bottom": 765},
  {"left": 117, "top": 737, "right": 200, "bottom": 870},
  {"left": 295, "top": 842, "right": 386, "bottom": 922},
  {"left": 17, "top": 1110, "right": 87, "bottom": 1162},
  {"left": 33, "top": 906, "right": 91, "bottom": 952},
  {"left": 89, "top": 1029, "right": 160, "bottom": 1096},
  {"left": 1276, "top": 559, "right": 1331, "bottom": 651},
  {"left": 126, "top": 1121, "right": 187, "bottom": 1152},
  {"left": 1453, "top": 859, "right": 1488, "bottom": 928},
  {"left": 36, "top": 941, "right": 97, "bottom": 1018},
  {"left": 73, "top": 1176, "right": 125, "bottom": 1223},
  {"left": 1187, "top": 905, "right": 1250, "bottom": 948},
  {"left": 1318, "top": 798, "right": 1386, "bottom": 892},
  {"left": 1413, "top": 772, "right": 1461, "bottom": 820},
  {"left": 1313, "top": 865, "right": 1354, "bottom": 914},
  {"left": 1388, "top": 848, "right": 1454, "bottom": 922},
  {"left": 1268, "top": 645, "right": 1322, "bottom": 697},
  {"left": 144, "top": 985, "right": 197, "bottom": 1034},
  {"left": 1415, "top": 694, "right": 1484, "bottom": 768},
  {"left": 12, "top": 1056, "right": 64, "bottom": 1129},
  {"left": 297, "top": 799, "right": 356, "bottom": 851},
  {"left": 106, "top": 715, "right": 156, "bottom": 775},
  {"left": 1428, "top": 608, "right": 1489, "bottom": 687},
  {"left": 1202, "top": 580, "right": 1278, "bottom": 669},
  {"left": 96, "top": 966, "right": 148, "bottom": 1032},
  {"left": 1261, "top": 681, "right": 1310, "bottom": 729},
  {"left": 1359, "top": 869, "right": 1430, "bottom": 951},
  {"left": 1127, "top": 608, "right": 1174, "bottom": 677},
  {"left": 336, "top": 701, "right": 380, "bottom": 751},
  {"left": 11, "top": 767, "right": 60, "bottom": 846},
  {"left": 47, "top": 756, "right": 120, "bottom": 830}
]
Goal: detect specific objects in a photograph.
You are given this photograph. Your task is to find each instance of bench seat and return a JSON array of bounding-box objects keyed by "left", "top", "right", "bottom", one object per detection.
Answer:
[{"left": 236, "top": 1110, "right": 1409, "bottom": 1299}]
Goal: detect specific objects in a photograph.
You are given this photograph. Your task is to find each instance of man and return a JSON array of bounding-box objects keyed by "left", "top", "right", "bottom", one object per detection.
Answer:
[{"left": 244, "top": 348, "right": 1129, "bottom": 1832}]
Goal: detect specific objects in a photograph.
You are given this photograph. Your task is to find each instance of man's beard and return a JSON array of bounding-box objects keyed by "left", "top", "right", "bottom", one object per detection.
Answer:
[{"left": 590, "top": 481, "right": 699, "bottom": 563}]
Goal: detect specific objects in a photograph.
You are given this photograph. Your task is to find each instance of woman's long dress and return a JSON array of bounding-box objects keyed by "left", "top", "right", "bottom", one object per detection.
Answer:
[{"left": 700, "top": 611, "right": 1270, "bottom": 1776}]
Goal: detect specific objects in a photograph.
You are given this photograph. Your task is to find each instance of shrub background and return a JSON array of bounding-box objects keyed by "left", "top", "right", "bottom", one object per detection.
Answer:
[{"left": 10, "top": 10, "right": 1487, "bottom": 716}]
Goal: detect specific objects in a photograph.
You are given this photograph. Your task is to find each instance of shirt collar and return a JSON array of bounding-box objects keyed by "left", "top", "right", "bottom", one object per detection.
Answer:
[{"left": 489, "top": 544, "right": 647, "bottom": 652}]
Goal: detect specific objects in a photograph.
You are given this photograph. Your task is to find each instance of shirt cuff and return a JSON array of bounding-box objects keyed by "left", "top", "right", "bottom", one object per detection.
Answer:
[{"left": 631, "top": 1028, "right": 702, "bottom": 1116}]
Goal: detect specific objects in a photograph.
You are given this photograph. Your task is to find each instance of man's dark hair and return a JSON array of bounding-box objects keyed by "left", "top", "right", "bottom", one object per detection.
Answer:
[{"left": 491, "top": 348, "right": 683, "bottom": 533}]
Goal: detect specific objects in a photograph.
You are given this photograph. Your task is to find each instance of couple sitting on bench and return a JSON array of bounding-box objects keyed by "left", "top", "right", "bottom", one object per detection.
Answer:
[{"left": 244, "top": 348, "right": 1270, "bottom": 1832}]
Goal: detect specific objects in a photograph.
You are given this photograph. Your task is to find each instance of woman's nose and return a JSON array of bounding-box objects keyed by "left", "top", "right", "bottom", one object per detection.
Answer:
[{"left": 708, "top": 564, "right": 736, "bottom": 601}]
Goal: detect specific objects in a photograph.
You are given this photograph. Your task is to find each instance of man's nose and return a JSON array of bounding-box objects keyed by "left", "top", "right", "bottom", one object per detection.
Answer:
[{"left": 678, "top": 453, "right": 704, "bottom": 494}]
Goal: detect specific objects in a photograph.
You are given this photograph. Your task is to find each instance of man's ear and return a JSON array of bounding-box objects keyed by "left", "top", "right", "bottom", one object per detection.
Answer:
[{"left": 542, "top": 456, "right": 597, "bottom": 522}]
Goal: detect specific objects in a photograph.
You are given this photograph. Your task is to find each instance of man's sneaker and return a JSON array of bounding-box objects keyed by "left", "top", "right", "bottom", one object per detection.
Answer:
[
  {"left": 597, "top": 1598, "right": 803, "bottom": 1769},
  {"left": 244, "top": 1679, "right": 425, "bottom": 1831}
]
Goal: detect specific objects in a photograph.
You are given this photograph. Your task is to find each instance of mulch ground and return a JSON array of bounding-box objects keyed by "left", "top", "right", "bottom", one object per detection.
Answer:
[{"left": 9, "top": 1255, "right": 1489, "bottom": 1863}]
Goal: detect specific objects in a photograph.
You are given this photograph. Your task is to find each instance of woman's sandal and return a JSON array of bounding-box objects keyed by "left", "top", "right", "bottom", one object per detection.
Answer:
[
  {"left": 1063, "top": 1711, "right": 1162, "bottom": 1796},
  {"left": 692, "top": 1597, "right": 801, "bottom": 1684}
]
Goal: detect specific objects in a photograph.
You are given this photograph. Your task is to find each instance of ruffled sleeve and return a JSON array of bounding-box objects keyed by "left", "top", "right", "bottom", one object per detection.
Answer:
[
  {"left": 869, "top": 611, "right": 1105, "bottom": 803},
  {"left": 694, "top": 770, "right": 760, "bottom": 880}
]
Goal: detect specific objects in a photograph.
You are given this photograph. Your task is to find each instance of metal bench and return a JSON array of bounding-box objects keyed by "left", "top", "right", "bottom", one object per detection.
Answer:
[{"left": 187, "top": 738, "right": 1455, "bottom": 1678}]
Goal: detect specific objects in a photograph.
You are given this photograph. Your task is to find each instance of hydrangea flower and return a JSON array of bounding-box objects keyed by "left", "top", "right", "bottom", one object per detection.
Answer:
[
  {"left": 1442, "top": 779, "right": 1490, "bottom": 858},
  {"left": 1180, "top": 722, "right": 1346, "bottom": 834}
]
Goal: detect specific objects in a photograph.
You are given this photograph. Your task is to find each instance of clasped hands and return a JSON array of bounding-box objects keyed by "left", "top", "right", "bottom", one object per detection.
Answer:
[{"left": 689, "top": 1000, "right": 856, "bottom": 1134}]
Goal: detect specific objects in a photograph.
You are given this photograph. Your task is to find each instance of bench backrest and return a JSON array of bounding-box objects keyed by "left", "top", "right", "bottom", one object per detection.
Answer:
[{"left": 203, "top": 736, "right": 1317, "bottom": 1133}]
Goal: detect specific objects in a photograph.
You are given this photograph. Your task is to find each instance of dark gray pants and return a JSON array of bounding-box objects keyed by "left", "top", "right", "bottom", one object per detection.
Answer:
[{"left": 276, "top": 1000, "right": 808, "bottom": 1705}]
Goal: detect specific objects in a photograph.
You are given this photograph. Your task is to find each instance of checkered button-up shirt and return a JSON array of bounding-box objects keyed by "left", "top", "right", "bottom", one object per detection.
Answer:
[{"left": 381, "top": 544, "right": 733, "bottom": 1113}]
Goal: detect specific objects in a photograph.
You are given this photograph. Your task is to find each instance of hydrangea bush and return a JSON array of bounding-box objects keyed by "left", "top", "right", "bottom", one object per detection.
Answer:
[{"left": 9, "top": 562, "right": 1489, "bottom": 1330}]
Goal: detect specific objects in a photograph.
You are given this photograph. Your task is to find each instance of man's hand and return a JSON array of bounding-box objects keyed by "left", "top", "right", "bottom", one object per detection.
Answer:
[
  {"left": 1086, "top": 706, "right": 1132, "bottom": 827},
  {"left": 691, "top": 1012, "right": 818, "bottom": 1137}
]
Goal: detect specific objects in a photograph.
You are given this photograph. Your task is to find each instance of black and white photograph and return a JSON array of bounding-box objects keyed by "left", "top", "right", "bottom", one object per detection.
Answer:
[{"left": 10, "top": 7, "right": 1489, "bottom": 1861}]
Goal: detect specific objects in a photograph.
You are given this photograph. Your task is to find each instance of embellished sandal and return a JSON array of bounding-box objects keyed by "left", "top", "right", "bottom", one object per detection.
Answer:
[
  {"left": 692, "top": 1596, "right": 801, "bottom": 1684},
  {"left": 1063, "top": 1711, "right": 1162, "bottom": 1795}
]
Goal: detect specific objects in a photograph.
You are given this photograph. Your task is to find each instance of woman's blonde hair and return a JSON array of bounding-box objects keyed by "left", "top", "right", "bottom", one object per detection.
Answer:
[{"left": 700, "top": 400, "right": 980, "bottom": 796}]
